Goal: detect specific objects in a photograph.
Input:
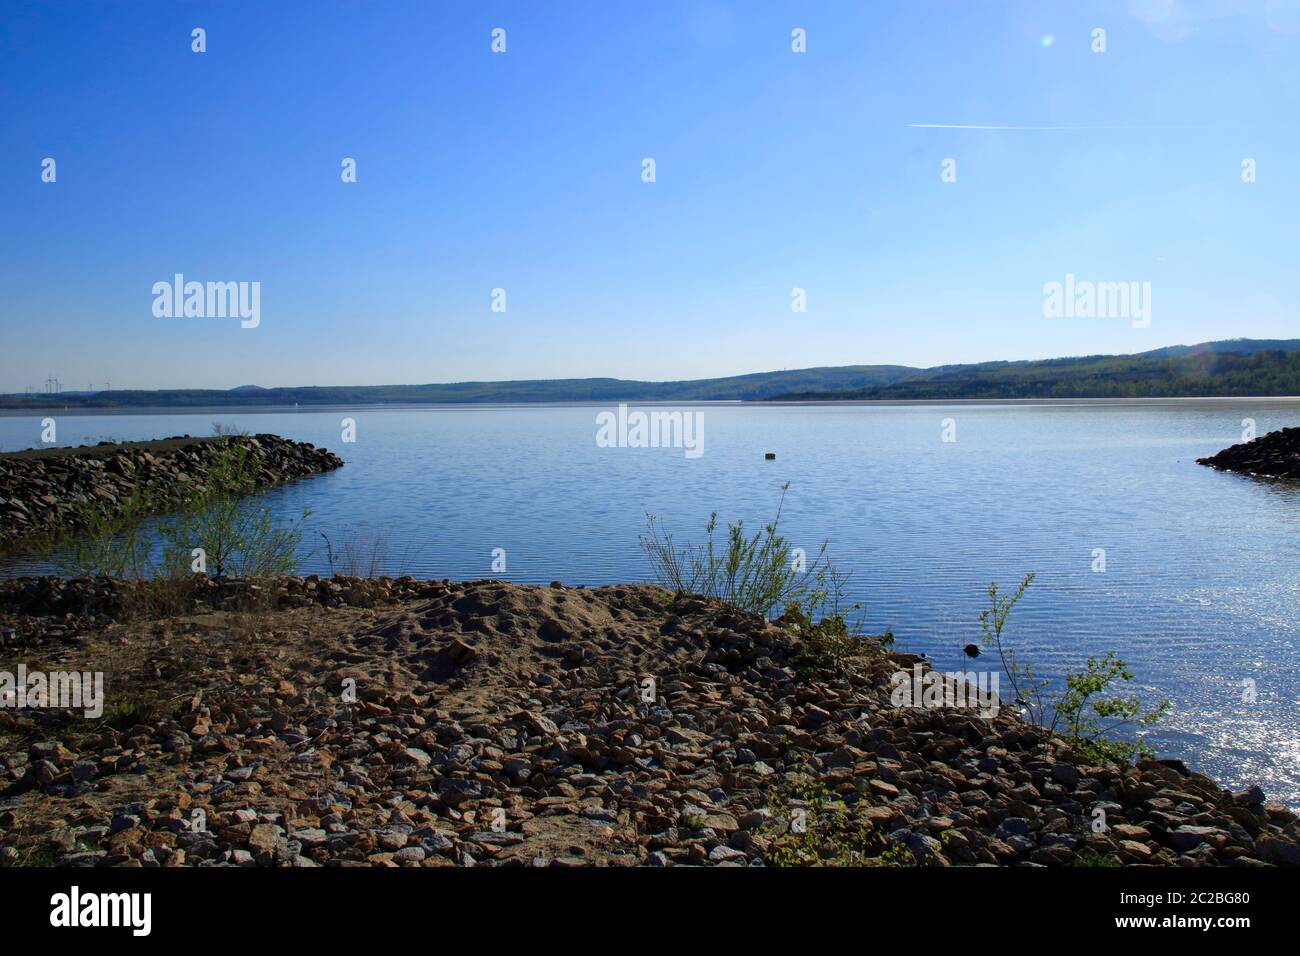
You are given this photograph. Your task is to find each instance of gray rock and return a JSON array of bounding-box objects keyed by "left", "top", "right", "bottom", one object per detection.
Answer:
[
  {"left": 108, "top": 814, "right": 140, "bottom": 835},
  {"left": 907, "top": 832, "right": 945, "bottom": 863},
  {"left": 1040, "top": 832, "right": 1081, "bottom": 849},
  {"left": 437, "top": 778, "right": 485, "bottom": 806},
  {"left": 402, "top": 748, "right": 431, "bottom": 767},
  {"left": 1233, "top": 785, "right": 1266, "bottom": 807},
  {"left": 1005, "top": 835, "right": 1037, "bottom": 854},
  {"left": 708, "top": 845, "right": 747, "bottom": 862},
  {"left": 1256, "top": 837, "right": 1300, "bottom": 866},
  {"left": 57, "top": 851, "right": 106, "bottom": 867},
  {"left": 996, "top": 817, "right": 1032, "bottom": 838},
  {"left": 291, "top": 827, "right": 328, "bottom": 849},
  {"left": 1170, "top": 826, "right": 1227, "bottom": 851},
  {"left": 1051, "top": 764, "right": 1079, "bottom": 787},
  {"left": 414, "top": 829, "right": 456, "bottom": 854}
]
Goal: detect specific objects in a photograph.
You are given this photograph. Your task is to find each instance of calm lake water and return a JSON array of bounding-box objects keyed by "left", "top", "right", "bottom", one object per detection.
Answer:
[{"left": 2, "top": 401, "right": 1298, "bottom": 805}]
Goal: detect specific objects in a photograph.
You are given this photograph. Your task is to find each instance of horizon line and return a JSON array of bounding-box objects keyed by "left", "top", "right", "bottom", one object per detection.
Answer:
[{"left": 2, "top": 336, "right": 1296, "bottom": 396}]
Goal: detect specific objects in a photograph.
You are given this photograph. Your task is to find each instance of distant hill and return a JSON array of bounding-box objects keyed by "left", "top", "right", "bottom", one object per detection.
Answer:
[
  {"left": 1138, "top": 338, "right": 1300, "bottom": 358},
  {"left": 1, "top": 340, "right": 1296, "bottom": 409},
  {"left": 0, "top": 366, "right": 915, "bottom": 409},
  {"left": 769, "top": 340, "right": 1300, "bottom": 401}
]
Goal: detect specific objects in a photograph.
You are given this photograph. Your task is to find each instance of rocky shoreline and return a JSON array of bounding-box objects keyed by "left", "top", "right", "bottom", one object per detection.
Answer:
[
  {"left": 0, "top": 435, "right": 344, "bottom": 553},
  {"left": 1197, "top": 426, "right": 1300, "bottom": 480},
  {"left": 1, "top": 575, "right": 1296, "bottom": 868}
]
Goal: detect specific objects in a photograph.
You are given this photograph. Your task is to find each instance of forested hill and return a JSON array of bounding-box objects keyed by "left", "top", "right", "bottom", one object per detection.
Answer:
[
  {"left": 0, "top": 366, "right": 915, "bottom": 409},
  {"left": 2, "top": 340, "right": 1297, "bottom": 409},
  {"left": 767, "top": 345, "right": 1300, "bottom": 401}
]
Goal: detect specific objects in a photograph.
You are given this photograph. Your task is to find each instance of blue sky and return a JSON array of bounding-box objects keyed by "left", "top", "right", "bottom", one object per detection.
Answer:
[{"left": 1, "top": 0, "right": 1298, "bottom": 391}]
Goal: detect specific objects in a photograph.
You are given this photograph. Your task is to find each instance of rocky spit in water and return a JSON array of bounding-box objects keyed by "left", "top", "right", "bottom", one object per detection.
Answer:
[
  {"left": 1197, "top": 426, "right": 1300, "bottom": 480},
  {"left": 1, "top": 575, "right": 1296, "bottom": 868},
  {"left": 0, "top": 435, "right": 344, "bottom": 552}
]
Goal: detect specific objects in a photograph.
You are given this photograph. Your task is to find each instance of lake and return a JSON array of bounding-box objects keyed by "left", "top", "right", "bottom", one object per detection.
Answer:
[{"left": 2, "top": 400, "right": 1298, "bottom": 805}]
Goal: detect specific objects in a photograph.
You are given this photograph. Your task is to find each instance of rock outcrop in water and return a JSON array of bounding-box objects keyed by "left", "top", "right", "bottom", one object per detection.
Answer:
[
  {"left": 0, "top": 435, "right": 344, "bottom": 552},
  {"left": 1197, "top": 426, "right": 1300, "bottom": 480},
  {"left": 1, "top": 576, "right": 1295, "bottom": 868}
]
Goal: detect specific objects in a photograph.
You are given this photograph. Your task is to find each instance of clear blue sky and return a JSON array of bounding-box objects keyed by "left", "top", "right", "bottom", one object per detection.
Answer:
[{"left": 2, "top": 0, "right": 1298, "bottom": 391}]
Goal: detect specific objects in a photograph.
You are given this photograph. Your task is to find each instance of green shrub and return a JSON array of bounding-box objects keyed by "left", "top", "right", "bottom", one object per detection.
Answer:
[
  {"left": 785, "top": 600, "right": 868, "bottom": 676},
  {"left": 640, "top": 482, "right": 830, "bottom": 617},
  {"left": 764, "top": 771, "right": 929, "bottom": 866},
  {"left": 1052, "top": 652, "right": 1170, "bottom": 765},
  {"left": 41, "top": 438, "right": 306, "bottom": 596},
  {"left": 764, "top": 771, "right": 877, "bottom": 866},
  {"left": 45, "top": 489, "right": 155, "bottom": 580},
  {"left": 980, "top": 574, "right": 1169, "bottom": 766},
  {"left": 154, "top": 439, "right": 307, "bottom": 578}
]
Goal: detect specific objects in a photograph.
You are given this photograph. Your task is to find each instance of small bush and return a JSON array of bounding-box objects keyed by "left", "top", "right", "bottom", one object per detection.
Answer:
[
  {"left": 44, "top": 489, "right": 155, "bottom": 580},
  {"left": 38, "top": 439, "right": 307, "bottom": 613},
  {"left": 764, "top": 771, "right": 927, "bottom": 866},
  {"left": 640, "top": 482, "right": 830, "bottom": 617},
  {"left": 157, "top": 440, "right": 308, "bottom": 578},
  {"left": 980, "top": 574, "right": 1169, "bottom": 766},
  {"left": 764, "top": 772, "right": 876, "bottom": 866},
  {"left": 1052, "top": 652, "right": 1170, "bottom": 765},
  {"left": 784, "top": 603, "right": 854, "bottom": 675}
]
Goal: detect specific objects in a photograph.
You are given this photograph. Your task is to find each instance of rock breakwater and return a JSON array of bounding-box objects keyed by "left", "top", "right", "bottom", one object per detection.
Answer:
[
  {"left": 1197, "top": 426, "right": 1300, "bottom": 480},
  {"left": 0, "top": 435, "right": 344, "bottom": 552}
]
